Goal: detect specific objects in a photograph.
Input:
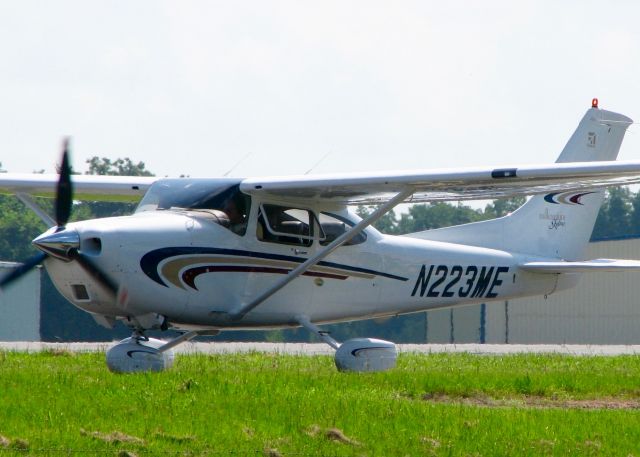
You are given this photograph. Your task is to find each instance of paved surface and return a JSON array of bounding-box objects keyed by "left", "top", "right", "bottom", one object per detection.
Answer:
[{"left": 2, "top": 342, "right": 640, "bottom": 356}]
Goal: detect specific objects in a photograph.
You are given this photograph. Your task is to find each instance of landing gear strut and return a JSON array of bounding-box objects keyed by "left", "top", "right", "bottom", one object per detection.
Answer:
[{"left": 297, "top": 316, "right": 397, "bottom": 372}]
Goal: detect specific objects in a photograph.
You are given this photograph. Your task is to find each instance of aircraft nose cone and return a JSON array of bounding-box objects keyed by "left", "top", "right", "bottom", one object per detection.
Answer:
[{"left": 32, "top": 228, "right": 80, "bottom": 260}]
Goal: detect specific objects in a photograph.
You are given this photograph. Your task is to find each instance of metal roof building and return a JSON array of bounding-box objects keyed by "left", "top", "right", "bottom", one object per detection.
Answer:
[
  {"left": 425, "top": 237, "right": 640, "bottom": 344},
  {"left": 0, "top": 262, "right": 41, "bottom": 341}
]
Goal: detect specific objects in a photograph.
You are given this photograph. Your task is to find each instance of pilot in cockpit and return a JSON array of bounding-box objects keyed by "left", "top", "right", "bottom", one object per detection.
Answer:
[{"left": 223, "top": 196, "right": 248, "bottom": 235}]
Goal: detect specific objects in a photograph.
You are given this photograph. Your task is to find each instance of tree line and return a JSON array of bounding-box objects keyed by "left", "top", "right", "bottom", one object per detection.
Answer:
[
  {"left": 0, "top": 157, "right": 153, "bottom": 262},
  {"left": 358, "top": 188, "right": 640, "bottom": 240},
  {"left": 1, "top": 157, "right": 637, "bottom": 342}
]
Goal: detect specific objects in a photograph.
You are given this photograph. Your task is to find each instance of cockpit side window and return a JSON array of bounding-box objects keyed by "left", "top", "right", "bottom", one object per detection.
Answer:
[
  {"left": 319, "top": 212, "right": 366, "bottom": 246},
  {"left": 257, "top": 204, "right": 323, "bottom": 247}
]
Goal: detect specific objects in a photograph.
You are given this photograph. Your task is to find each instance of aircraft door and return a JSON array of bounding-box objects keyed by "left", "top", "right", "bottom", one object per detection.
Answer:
[{"left": 244, "top": 204, "right": 320, "bottom": 315}]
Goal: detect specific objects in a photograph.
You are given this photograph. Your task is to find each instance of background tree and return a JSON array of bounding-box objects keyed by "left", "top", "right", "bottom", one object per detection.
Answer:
[
  {"left": 356, "top": 207, "right": 398, "bottom": 234},
  {"left": 630, "top": 191, "right": 640, "bottom": 236},
  {"left": 483, "top": 196, "right": 527, "bottom": 219},
  {"left": 85, "top": 157, "right": 153, "bottom": 176},
  {"left": 0, "top": 157, "right": 155, "bottom": 261},
  {"left": 0, "top": 195, "right": 48, "bottom": 261},
  {"left": 396, "top": 202, "right": 484, "bottom": 234},
  {"left": 76, "top": 157, "right": 156, "bottom": 219},
  {"left": 592, "top": 187, "right": 633, "bottom": 239}
]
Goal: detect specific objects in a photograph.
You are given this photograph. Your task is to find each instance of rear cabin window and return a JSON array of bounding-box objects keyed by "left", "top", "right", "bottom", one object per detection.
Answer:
[{"left": 318, "top": 212, "right": 366, "bottom": 246}]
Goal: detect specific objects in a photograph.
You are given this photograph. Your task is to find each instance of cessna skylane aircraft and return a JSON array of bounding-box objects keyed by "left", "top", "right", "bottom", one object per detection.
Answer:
[{"left": 2, "top": 100, "right": 640, "bottom": 373}]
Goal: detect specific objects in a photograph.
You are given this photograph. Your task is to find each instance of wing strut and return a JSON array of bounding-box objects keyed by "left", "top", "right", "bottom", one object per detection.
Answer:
[
  {"left": 15, "top": 192, "right": 55, "bottom": 227},
  {"left": 229, "top": 187, "right": 415, "bottom": 320}
]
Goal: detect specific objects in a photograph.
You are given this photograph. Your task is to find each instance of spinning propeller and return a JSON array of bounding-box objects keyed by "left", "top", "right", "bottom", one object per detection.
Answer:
[{"left": 0, "top": 141, "right": 119, "bottom": 297}]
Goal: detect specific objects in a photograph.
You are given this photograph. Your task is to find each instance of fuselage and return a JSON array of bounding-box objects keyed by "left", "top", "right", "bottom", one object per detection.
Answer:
[{"left": 41, "top": 179, "right": 568, "bottom": 331}]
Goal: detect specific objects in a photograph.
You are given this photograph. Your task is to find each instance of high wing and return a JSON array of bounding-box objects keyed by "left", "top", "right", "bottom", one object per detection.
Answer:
[
  {"left": 0, "top": 173, "right": 157, "bottom": 202},
  {"left": 240, "top": 161, "right": 640, "bottom": 204},
  {"left": 4, "top": 160, "right": 640, "bottom": 205}
]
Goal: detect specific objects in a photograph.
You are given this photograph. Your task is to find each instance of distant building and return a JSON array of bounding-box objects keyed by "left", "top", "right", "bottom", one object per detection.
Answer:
[
  {"left": 0, "top": 262, "right": 40, "bottom": 341},
  {"left": 0, "top": 262, "right": 132, "bottom": 342},
  {"left": 426, "top": 236, "right": 640, "bottom": 344}
]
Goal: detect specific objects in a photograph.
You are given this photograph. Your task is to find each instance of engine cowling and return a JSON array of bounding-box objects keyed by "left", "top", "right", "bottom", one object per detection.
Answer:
[
  {"left": 106, "top": 337, "right": 174, "bottom": 373},
  {"left": 334, "top": 338, "right": 397, "bottom": 372}
]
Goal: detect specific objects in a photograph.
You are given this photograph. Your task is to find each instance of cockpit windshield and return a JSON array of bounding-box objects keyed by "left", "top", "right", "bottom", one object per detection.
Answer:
[{"left": 136, "top": 178, "right": 251, "bottom": 235}]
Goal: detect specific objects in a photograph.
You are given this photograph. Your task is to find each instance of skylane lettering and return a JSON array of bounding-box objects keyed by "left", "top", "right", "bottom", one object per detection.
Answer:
[{"left": 411, "top": 265, "right": 509, "bottom": 299}]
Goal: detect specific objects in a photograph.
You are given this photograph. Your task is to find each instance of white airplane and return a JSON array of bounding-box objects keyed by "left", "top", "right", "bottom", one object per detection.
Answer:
[{"left": 2, "top": 99, "right": 640, "bottom": 373}]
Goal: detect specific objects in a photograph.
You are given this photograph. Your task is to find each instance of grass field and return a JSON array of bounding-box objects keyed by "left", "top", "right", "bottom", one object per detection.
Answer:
[{"left": 0, "top": 350, "right": 639, "bottom": 456}]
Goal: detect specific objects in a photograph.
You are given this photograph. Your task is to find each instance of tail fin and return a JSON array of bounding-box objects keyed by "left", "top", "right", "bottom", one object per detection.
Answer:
[{"left": 409, "top": 104, "right": 633, "bottom": 260}]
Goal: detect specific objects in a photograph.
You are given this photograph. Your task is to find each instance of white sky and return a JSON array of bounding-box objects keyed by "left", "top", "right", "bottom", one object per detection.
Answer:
[{"left": 2, "top": 1, "right": 640, "bottom": 179}]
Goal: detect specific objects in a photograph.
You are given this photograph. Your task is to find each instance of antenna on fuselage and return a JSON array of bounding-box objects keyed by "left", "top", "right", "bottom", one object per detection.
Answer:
[
  {"left": 223, "top": 152, "right": 252, "bottom": 177},
  {"left": 304, "top": 151, "right": 331, "bottom": 175}
]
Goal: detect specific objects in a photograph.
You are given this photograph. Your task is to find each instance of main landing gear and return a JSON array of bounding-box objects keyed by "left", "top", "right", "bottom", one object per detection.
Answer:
[
  {"left": 296, "top": 316, "right": 398, "bottom": 372},
  {"left": 106, "top": 320, "right": 397, "bottom": 374}
]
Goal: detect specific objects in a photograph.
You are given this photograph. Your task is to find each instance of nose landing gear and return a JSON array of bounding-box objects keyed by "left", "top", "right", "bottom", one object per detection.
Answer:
[
  {"left": 106, "top": 329, "right": 220, "bottom": 373},
  {"left": 106, "top": 332, "right": 173, "bottom": 373}
]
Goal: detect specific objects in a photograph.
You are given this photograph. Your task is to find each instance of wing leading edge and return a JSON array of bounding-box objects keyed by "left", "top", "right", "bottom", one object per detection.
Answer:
[
  {"left": 239, "top": 160, "right": 640, "bottom": 205},
  {"left": 5, "top": 161, "right": 640, "bottom": 205},
  {"left": 0, "top": 174, "right": 157, "bottom": 202}
]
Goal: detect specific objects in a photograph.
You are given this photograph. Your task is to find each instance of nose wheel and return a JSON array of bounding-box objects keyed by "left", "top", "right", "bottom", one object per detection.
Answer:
[
  {"left": 106, "top": 329, "right": 220, "bottom": 373},
  {"left": 106, "top": 333, "right": 173, "bottom": 373}
]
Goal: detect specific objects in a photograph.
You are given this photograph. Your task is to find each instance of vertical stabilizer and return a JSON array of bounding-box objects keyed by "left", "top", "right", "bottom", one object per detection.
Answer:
[{"left": 409, "top": 104, "right": 633, "bottom": 260}]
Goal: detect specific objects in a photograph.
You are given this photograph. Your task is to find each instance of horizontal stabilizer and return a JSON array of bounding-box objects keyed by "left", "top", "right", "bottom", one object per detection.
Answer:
[{"left": 521, "top": 259, "right": 640, "bottom": 273}]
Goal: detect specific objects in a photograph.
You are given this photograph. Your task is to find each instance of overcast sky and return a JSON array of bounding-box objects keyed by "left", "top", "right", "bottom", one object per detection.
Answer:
[{"left": 1, "top": 1, "right": 640, "bottom": 179}]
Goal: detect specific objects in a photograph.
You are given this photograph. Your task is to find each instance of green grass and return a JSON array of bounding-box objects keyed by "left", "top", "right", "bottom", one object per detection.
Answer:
[{"left": 1, "top": 351, "right": 640, "bottom": 456}]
